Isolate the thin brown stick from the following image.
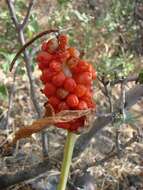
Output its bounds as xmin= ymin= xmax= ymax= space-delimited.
xmin=9 ymin=29 xmax=59 ymax=71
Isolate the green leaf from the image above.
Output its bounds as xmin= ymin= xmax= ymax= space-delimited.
xmin=0 ymin=85 xmax=8 ymax=99
xmin=138 ymin=70 xmax=143 ymax=84
xmin=58 ymin=0 xmax=70 ymax=5
xmin=0 ymin=52 xmax=18 ymax=73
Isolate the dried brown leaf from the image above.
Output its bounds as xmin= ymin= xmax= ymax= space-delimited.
xmin=10 ymin=109 xmax=95 ymax=145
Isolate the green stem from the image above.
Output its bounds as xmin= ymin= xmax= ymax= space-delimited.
xmin=57 ymin=131 xmax=77 ymax=190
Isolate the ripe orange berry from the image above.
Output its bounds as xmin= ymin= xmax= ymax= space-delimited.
xmin=87 ymin=64 xmax=93 ymax=73
xmin=36 ymin=51 xmax=52 ymax=65
xmin=78 ymin=60 xmax=91 ymax=72
xmin=64 ymin=78 xmax=77 ymax=92
xmin=52 ymin=72 xmax=66 ymax=87
xmin=58 ymin=102 xmax=69 ymax=111
xmin=56 ymin=88 xmax=69 ymax=99
xmin=43 ymin=83 xmax=56 ymax=97
xmin=49 ymin=96 xmax=60 ymax=109
xmin=77 ymin=101 xmax=88 ymax=110
xmin=49 ymin=60 xmax=61 ymax=72
xmin=67 ymin=58 xmax=80 ymax=74
xmin=66 ymin=94 xmax=79 ymax=108
xmin=68 ymin=47 xmax=80 ymax=58
xmin=74 ymin=84 xmax=86 ymax=97
xmin=40 ymin=69 xmax=53 ymax=84
xmin=67 ymin=57 xmax=79 ymax=68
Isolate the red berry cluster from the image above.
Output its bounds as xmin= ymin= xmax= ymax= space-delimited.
xmin=37 ymin=34 xmax=96 ymax=132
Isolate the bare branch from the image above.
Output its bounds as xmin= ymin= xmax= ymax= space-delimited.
xmin=20 ymin=0 xmax=36 ymax=29
xmin=111 ymin=75 xmax=138 ymax=85
xmin=4 ymin=68 xmax=17 ymax=132
xmin=6 ymin=0 xmax=20 ymax=29
xmin=104 ymin=83 xmax=113 ymax=113
xmin=115 ymin=129 xmax=121 ymax=157
xmin=6 ymin=0 xmax=41 ymax=117
xmin=6 ymin=0 xmax=49 ymax=154
xmin=19 ymin=30 xmax=42 ymax=117
xmin=97 ymin=76 xmax=113 ymax=112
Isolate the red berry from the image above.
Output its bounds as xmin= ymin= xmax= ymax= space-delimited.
xmin=58 ymin=34 xmax=68 ymax=50
xmin=67 ymin=57 xmax=79 ymax=68
xmin=67 ymin=58 xmax=80 ymax=74
xmin=48 ymin=96 xmax=60 ymax=109
xmin=56 ymin=88 xmax=69 ymax=99
xmin=81 ymin=95 xmax=95 ymax=108
xmin=41 ymin=41 xmax=47 ymax=51
xmin=43 ymin=38 xmax=59 ymax=53
xmin=43 ymin=83 xmax=56 ymax=97
xmin=66 ymin=94 xmax=79 ymax=108
xmin=36 ymin=51 xmax=52 ymax=66
xmin=38 ymin=36 xmax=96 ymax=128
xmin=85 ymin=90 xmax=92 ymax=98
xmin=69 ymin=60 xmax=91 ymax=74
xmin=77 ymin=101 xmax=88 ymax=110
xmin=52 ymin=72 xmax=66 ymax=87
xmin=40 ymin=69 xmax=53 ymax=84
xmin=49 ymin=60 xmax=61 ymax=72
xmin=74 ymin=85 xmax=86 ymax=97
xmin=87 ymin=64 xmax=93 ymax=73
xmin=64 ymin=78 xmax=77 ymax=92
xmin=68 ymin=47 xmax=80 ymax=58
xmin=54 ymin=51 xmax=70 ymax=63
xmin=38 ymin=62 xmax=46 ymax=70
xmin=58 ymin=102 xmax=69 ymax=111
xmin=75 ymin=72 xmax=92 ymax=86
xmin=77 ymin=60 xmax=90 ymax=72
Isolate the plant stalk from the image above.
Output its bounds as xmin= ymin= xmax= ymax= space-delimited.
xmin=57 ymin=131 xmax=77 ymax=190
